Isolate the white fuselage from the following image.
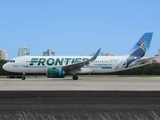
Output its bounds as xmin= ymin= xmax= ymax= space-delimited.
xmin=3 ymin=55 xmax=131 ymax=74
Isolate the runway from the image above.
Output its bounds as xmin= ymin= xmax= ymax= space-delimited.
xmin=0 ymin=75 xmax=160 ymax=91
xmin=0 ymin=91 xmax=160 ymax=120
xmin=1 ymin=76 xmax=160 ymax=119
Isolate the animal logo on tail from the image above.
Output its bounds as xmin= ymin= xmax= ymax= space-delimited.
xmin=123 ymin=41 xmax=147 ymax=68
xmin=122 ymin=32 xmax=153 ymax=68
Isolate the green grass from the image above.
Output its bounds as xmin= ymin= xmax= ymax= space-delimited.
xmin=0 ymin=111 xmax=160 ymax=120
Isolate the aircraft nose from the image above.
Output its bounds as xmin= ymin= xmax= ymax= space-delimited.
xmin=2 ymin=64 xmax=7 ymax=71
xmin=2 ymin=63 xmax=11 ymax=71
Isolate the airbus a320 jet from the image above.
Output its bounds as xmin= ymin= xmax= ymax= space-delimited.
xmin=3 ymin=33 xmax=153 ymax=80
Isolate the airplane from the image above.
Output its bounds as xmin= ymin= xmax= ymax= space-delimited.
xmin=3 ymin=32 xmax=153 ymax=80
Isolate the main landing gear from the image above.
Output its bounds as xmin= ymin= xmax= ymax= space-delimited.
xmin=72 ymin=75 xmax=78 ymax=80
xmin=21 ymin=72 xmax=25 ymax=80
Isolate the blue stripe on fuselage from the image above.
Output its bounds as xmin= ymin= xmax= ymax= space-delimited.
xmin=101 ymin=67 xmax=112 ymax=69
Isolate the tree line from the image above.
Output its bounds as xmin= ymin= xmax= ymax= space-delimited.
xmin=0 ymin=60 xmax=160 ymax=75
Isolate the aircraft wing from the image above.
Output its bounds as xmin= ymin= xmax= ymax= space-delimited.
xmin=62 ymin=49 xmax=101 ymax=71
xmin=135 ymin=57 xmax=155 ymax=64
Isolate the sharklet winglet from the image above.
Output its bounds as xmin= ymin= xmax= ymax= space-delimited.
xmin=91 ymin=48 xmax=101 ymax=61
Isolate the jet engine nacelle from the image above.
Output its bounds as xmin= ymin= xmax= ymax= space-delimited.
xmin=46 ymin=67 xmax=65 ymax=78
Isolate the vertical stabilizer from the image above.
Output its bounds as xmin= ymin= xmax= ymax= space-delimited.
xmin=123 ymin=33 xmax=153 ymax=68
xmin=128 ymin=33 xmax=153 ymax=57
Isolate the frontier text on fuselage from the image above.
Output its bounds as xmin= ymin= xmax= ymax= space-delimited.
xmin=30 ymin=58 xmax=89 ymax=66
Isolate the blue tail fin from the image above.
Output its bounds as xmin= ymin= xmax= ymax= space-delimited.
xmin=122 ymin=33 xmax=153 ymax=68
xmin=115 ymin=33 xmax=153 ymax=69
xmin=128 ymin=33 xmax=153 ymax=57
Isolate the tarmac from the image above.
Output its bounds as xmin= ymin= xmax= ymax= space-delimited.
xmin=0 ymin=75 xmax=160 ymax=91
xmin=1 ymin=75 xmax=160 ymax=119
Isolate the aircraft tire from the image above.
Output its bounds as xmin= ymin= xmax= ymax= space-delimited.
xmin=72 ymin=75 xmax=78 ymax=80
xmin=21 ymin=76 xmax=25 ymax=80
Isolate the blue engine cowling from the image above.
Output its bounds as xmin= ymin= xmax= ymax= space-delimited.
xmin=46 ymin=67 xmax=64 ymax=78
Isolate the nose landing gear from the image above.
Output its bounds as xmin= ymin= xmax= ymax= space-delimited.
xmin=21 ymin=72 xmax=25 ymax=80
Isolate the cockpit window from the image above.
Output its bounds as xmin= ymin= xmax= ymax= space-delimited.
xmin=8 ymin=60 xmax=15 ymax=63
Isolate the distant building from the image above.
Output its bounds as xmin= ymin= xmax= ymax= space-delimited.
xmin=90 ymin=53 xmax=95 ymax=56
xmin=90 ymin=52 xmax=114 ymax=56
xmin=0 ymin=50 xmax=8 ymax=60
xmin=99 ymin=52 xmax=104 ymax=56
xmin=18 ymin=46 xmax=30 ymax=56
xmin=43 ymin=49 xmax=55 ymax=56
xmin=155 ymin=49 xmax=160 ymax=63
xmin=105 ymin=52 xmax=114 ymax=56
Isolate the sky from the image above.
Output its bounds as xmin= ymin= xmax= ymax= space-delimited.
xmin=0 ymin=0 xmax=160 ymax=59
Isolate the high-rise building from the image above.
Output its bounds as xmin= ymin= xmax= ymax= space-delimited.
xmin=43 ymin=49 xmax=55 ymax=56
xmin=18 ymin=46 xmax=30 ymax=56
xmin=0 ymin=50 xmax=8 ymax=60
